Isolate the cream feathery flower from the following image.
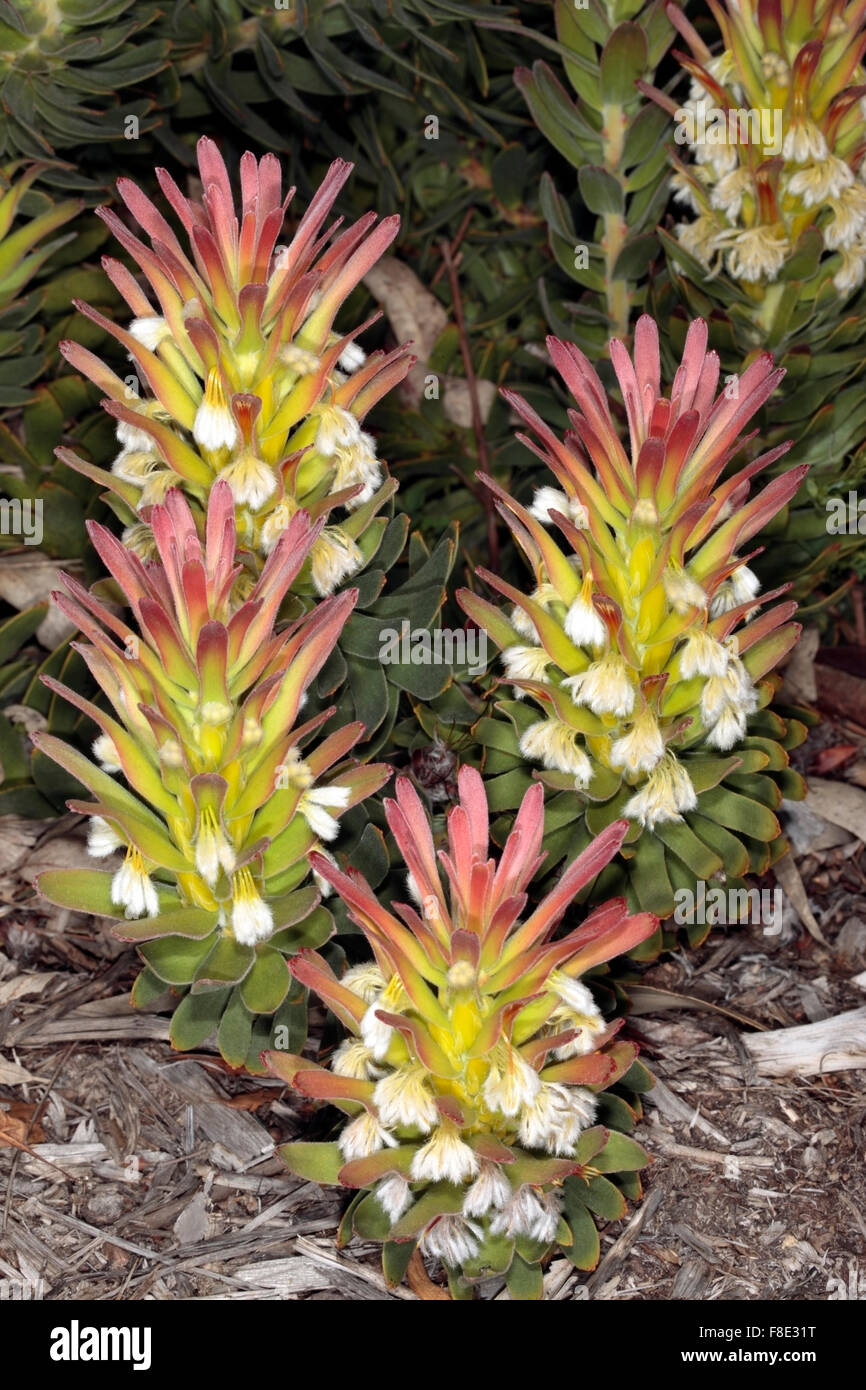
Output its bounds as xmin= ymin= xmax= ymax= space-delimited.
xmin=193 ymin=368 xmax=238 ymax=452
xmin=519 ymin=719 xmax=593 ymax=788
xmin=675 ymin=214 xmax=720 ymax=269
xmin=230 ymin=867 xmax=274 ymax=946
xmin=331 ymin=433 xmax=382 ymax=508
xmin=462 ymin=1161 xmax=512 ymax=1218
xmin=706 ymin=704 xmax=748 ymax=749
xmin=420 ymin=1215 xmax=482 ymax=1266
xmin=501 ymin=644 xmax=553 ymax=692
xmin=87 ymin=816 xmax=123 ymax=859
xmin=92 ymin=733 xmax=121 ymax=772
xmin=549 ymin=971 xmax=602 ymax=1023
xmin=824 ymin=183 xmax=866 ymax=250
xmin=373 ymin=1064 xmax=438 ymax=1133
xmin=338 ymin=342 xmax=367 ymax=373
xmin=609 ymin=711 xmax=665 ymax=775
xmin=530 ymin=486 xmax=588 ymax=528
xmin=409 ymin=1122 xmax=479 ymax=1184
xmin=111 ymin=848 xmax=159 ymax=920
xmin=375 ymin=1174 xmax=412 ymax=1223
xmin=518 ymin=1081 xmax=597 ymax=1156
xmin=564 ymin=653 xmax=635 ymax=720
xmin=509 ymin=583 xmax=559 ymax=642
xmin=331 ymin=1039 xmax=381 ymax=1081
xmin=138 ymin=469 xmax=178 ymax=508
xmin=360 ymin=974 xmax=407 ymax=1060
xmin=115 ymin=402 xmax=166 ymax=453
xmin=662 ymin=565 xmax=707 ymax=614
xmin=315 ymin=404 xmax=361 ymax=456
xmin=490 ymin=1186 xmax=560 ymax=1244
xmin=338 ymin=1110 xmax=397 ymax=1161
xmin=342 ymin=963 xmax=387 ymax=1003
xmin=298 ymin=783 xmax=351 ymax=841
xmin=548 ymin=971 xmax=606 ymax=1058
xmin=218 ymin=450 xmax=277 ymax=511
xmin=700 ymin=653 xmax=759 ymax=729
xmin=509 ymin=605 xmax=539 ymax=641
xmin=309 ymin=527 xmax=363 ymax=596
xmin=482 ymin=1043 xmax=541 ymax=1118
xmin=709 ymin=167 xmax=752 ymax=220
xmin=259 ymin=499 xmax=300 ymax=554
xmin=782 ymin=119 xmax=828 ymax=165
xmin=678 ymin=629 xmax=731 ymax=679
xmin=833 ymin=245 xmax=866 ymax=294
xmin=787 ymin=155 xmax=854 ymax=208
xmin=726 ymin=225 xmax=789 ymax=283
xmin=671 ymin=167 xmax=704 ymax=213
xmin=128 ymin=315 xmax=171 ymax=351
xmin=564 ymin=590 xmax=607 ymax=650
xmin=709 ymin=563 xmax=761 ymax=617
xmin=111 ymin=448 xmax=162 ymax=484
xmin=280 ymin=343 xmax=321 ymax=376
xmin=623 ymin=753 xmax=698 ymax=829
xmin=193 ymin=808 xmax=236 ymax=887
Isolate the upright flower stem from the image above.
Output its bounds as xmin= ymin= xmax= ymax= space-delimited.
xmin=439 ymin=236 xmax=500 ymax=573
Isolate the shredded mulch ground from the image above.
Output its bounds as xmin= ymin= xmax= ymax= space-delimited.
xmin=1 ymin=718 xmax=864 ymax=1301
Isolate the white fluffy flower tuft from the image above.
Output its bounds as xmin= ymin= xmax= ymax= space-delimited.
xmin=331 ymin=1039 xmax=380 ymax=1080
xmin=482 ymin=1044 xmax=541 ymax=1118
xmin=462 ymin=1162 xmax=513 ymax=1218
xmin=111 ymin=850 xmax=159 ymax=920
xmin=564 ymin=594 xmax=607 ymax=650
xmin=501 ymin=645 xmax=552 ymax=693
xmin=490 ymin=1186 xmax=561 ymax=1244
xmin=420 ymin=1214 xmax=482 ymax=1267
xmin=519 ymin=719 xmax=593 ymax=788
xmin=609 ymin=712 xmax=665 ymax=775
xmin=564 ymin=653 xmax=635 ymax=720
xmin=315 ymin=404 xmax=361 ymax=456
xmin=337 ymin=342 xmax=367 ymax=373
xmin=375 ymin=1174 xmax=412 ymax=1223
xmin=310 ymin=528 xmax=363 ymax=596
xmin=530 ymin=486 xmax=588 ymax=528
xmin=623 ymin=753 xmax=698 ymax=829
xmin=678 ymin=629 xmax=730 ymax=679
xmin=299 ymin=783 xmax=351 ymax=841
xmin=87 ymin=816 xmax=123 ymax=859
xmin=409 ymin=1123 xmax=479 ymax=1184
xmin=517 ymin=1082 xmax=597 ymax=1155
xmin=92 ymin=733 xmax=121 ymax=773
xmin=373 ymin=1065 xmax=438 ymax=1133
xmin=338 ymin=1110 xmax=397 ymax=1161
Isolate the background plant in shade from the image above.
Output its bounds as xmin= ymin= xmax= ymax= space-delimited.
xmin=460 ymin=316 xmax=810 ymax=936
xmin=0 ymin=2 xmax=557 ymax=822
xmin=36 ymin=484 xmax=391 ymax=1071
xmin=268 ymin=768 xmax=656 ymax=1300
xmin=642 ymin=0 xmax=866 ymax=601
xmin=515 ymin=0 xmax=674 ymax=351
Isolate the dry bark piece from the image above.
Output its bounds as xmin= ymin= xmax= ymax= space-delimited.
xmin=742 ymin=1007 xmax=866 ymax=1077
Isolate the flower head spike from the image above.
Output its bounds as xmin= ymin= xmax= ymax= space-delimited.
xmin=267 ymin=767 xmax=657 ymax=1297
xmin=57 ymin=138 xmax=413 ymax=581
xmin=35 ymin=483 xmax=390 ymax=1070
xmin=652 ymin=0 xmax=866 ymax=299
xmin=459 ymin=315 xmax=807 ymax=923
